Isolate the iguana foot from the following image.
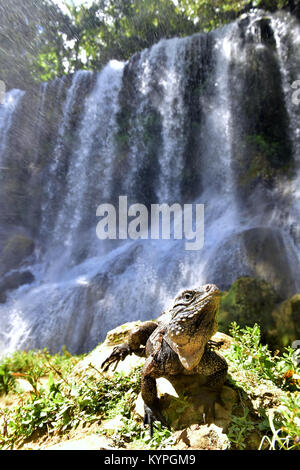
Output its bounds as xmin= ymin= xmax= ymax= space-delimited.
xmin=144 ymin=403 xmax=166 ymax=437
xmin=207 ymin=339 xmax=224 ymax=350
xmin=101 ymin=344 xmax=131 ymax=371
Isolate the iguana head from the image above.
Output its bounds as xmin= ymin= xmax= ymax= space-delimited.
xmin=165 ymin=284 xmax=221 ymax=371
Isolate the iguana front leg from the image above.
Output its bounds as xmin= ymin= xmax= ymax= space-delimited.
xmin=101 ymin=321 xmax=157 ymax=371
xmin=196 ymin=349 xmax=228 ymax=424
xmin=141 ymin=356 xmax=165 ymax=436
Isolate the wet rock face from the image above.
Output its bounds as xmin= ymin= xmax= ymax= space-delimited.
xmin=230 ymin=14 xmax=293 ymax=201
xmin=0 ymin=270 xmax=34 ymax=303
xmin=206 ymin=227 xmax=300 ymax=299
xmin=0 ymin=234 xmax=34 ymax=277
xmin=219 ymin=276 xmax=279 ymax=334
xmin=270 ymin=293 xmax=300 ymax=348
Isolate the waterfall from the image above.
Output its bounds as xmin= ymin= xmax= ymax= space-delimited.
xmin=272 ymin=12 xmax=300 ymax=252
xmin=40 ymin=71 xmax=93 ymax=247
xmin=0 ymin=11 xmax=299 ymax=355
xmin=53 ymin=62 xmax=124 ymax=263
xmin=0 ymin=89 xmax=25 ymax=163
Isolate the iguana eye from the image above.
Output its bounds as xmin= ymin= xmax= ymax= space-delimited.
xmin=183 ymin=292 xmax=193 ymax=301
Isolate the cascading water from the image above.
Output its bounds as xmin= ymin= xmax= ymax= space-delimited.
xmin=272 ymin=12 xmax=300 ymax=254
xmin=0 ymin=10 xmax=299 ymax=356
xmin=53 ymin=63 xmax=124 ymax=261
xmin=40 ymin=71 xmax=92 ymax=247
xmin=0 ymin=89 xmax=25 ymax=163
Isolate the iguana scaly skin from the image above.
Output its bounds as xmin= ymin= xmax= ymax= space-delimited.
xmin=101 ymin=284 xmax=227 ymax=434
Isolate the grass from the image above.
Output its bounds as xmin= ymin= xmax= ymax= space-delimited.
xmin=0 ymin=347 xmax=82 ymax=396
xmin=0 ymin=323 xmax=299 ymax=450
xmin=222 ymin=323 xmax=300 ymax=450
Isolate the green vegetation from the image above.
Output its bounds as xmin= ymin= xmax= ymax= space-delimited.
xmin=0 ymin=324 xmax=299 ymax=450
xmin=1 ymin=0 xmax=299 ymax=88
xmin=99 ymin=416 xmax=176 ymax=449
xmin=224 ymin=323 xmax=300 ymax=391
xmin=0 ymin=0 xmax=71 ymax=89
xmin=223 ymin=323 xmax=300 ymax=450
xmin=176 ymin=1 xmax=298 ymax=31
xmin=0 ymin=348 xmax=173 ymax=450
xmin=0 ymin=348 xmax=82 ymax=397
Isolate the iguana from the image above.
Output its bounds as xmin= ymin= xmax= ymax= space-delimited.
xmin=101 ymin=283 xmax=227 ymax=434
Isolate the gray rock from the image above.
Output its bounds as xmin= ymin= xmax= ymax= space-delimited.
xmin=0 ymin=270 xmax=34 ymax=303
xmin=206 ymin=227 xmax=300 ymax=298
xmin=0 ymin=234 xmax=34 ymax=277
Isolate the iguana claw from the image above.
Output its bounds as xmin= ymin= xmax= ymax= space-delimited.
xmin=144 ymin=403 xmax=166 ymax=437
xmin=207 ymin=339 xmax=224 ymax=350
xmin=101 ymin=344 xmax=131 ymax=371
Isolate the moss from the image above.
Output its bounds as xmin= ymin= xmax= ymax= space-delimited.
xmin=219 ymin=276 xmax=280 ymax=347
xmin=270 ymin=294 xmax=300 ymax=348
xmin=238 ymin=134 xmax=295 ymax=187
xmin=230 ymin=32 xmax=294 ymax=196
xmin=219 ymin=277 xmax=300 ymax=350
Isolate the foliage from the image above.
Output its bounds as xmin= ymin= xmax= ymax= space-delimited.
xmin=225 ymin=322 xmax=300 ymax=389
xmin=258 ymin=396 xmax=300 ymax=450
xmin=0 ymin=356 xmax=171 ymax=450
xmin=103 ymin=416 xmax=176 ymax=449
xmin=0 ymin=348 xmax=82 ymax=396
xmin=1 ymin=0 xmax=299 ymax=86
xmin=0 ymin=364 xmax=15 ymax=396
xmin=223 ymin=323 xmax=300 ymax=449
xmin=57 ymin=0 xmax=197 ymax=72
xmin=227 ymin=407 xmax=255 ymax=449
xmin=48 ymin=0 xmax=299 ymax=75
xmin=176 ymin=0 xmax=299 ymax=30
xmin=0 ymin=0 xmax=71 ymax=89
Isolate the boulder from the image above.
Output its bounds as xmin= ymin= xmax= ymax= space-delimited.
xmin=206 ymin=227 xmax=300 ymax=299
xmin=219 ymin=276 xmax=300 ymax=349
xmin=269 ymin=294 xmax=300 ymax=348
xmin=219 ymin=276 xmax=279 ymax=328
xmin=71 ymin=321 xmax=146 ymax=381
xmin=135 ymin=379 xmax=237 ymax=432
xmin=0 ymin=270 xmax=34 ymax=303
xmin=0 ymin=234 xmax=34 ymax=277
xmin=174 ymin=423 xmax=230 ymax=450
